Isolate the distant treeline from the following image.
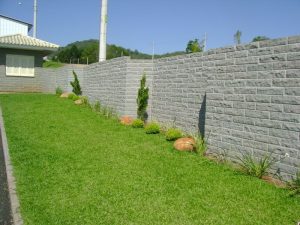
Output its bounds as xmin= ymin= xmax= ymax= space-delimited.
xmin=51 ymin=40 xmax=185 ymax=64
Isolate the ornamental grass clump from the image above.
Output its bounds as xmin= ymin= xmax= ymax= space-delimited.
xmin=132 ymin=119 xmax=144 ymax=128
xmin=165 ymin=128 xmax=182 ymax=141
xmin=145 ymin=122 xmax=160 ymax=134
xmin=237 ymin=153 xmax=273 ymax=179
xmin=94 ymin=101 xmax=101 ymax=112
xmin=191 ymin=133 xmax=209 ymax=155
xmin=287 ymin=171 xmax=300 ymax=197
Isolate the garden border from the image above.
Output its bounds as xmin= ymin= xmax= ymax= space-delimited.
xmin=0 ymin=108 xmax=23 ymax=225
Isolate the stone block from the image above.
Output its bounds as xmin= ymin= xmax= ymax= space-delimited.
xmin=271 ymin=112 xmax=300 ymax=123
xmin=246 ymin=95 xmax=271 ymax=103
xmin=285 ymin=88 xmax=300 ymax=96
xmin=257 ymin=88 xmax=284 ymax=95
xmin=271 ymin=96 xmax=300 ymax=104
xmin=256 ymin=103 xmax=283 ymax=112
xmin=247 ymin=63 xmax=273 ymax=72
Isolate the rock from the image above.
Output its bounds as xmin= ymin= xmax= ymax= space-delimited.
xmin=74 ymin=99 xmax=83 ymax=105
xmin=60 ymin=93 xmax=70 ymax=98
xmin=174 ymin=137 xmax=196 ymax=152
xmin=120 ymin=116 xmax=134 ymax=126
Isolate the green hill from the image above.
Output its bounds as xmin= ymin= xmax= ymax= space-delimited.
xmin=50 ymin=40 xmax=185 ymax=64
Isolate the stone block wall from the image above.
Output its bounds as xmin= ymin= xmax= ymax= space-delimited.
xmin=0 ymin=35 xmax=299 ymax=179
xmin=151 ymin=36 xmax=300 ymax=179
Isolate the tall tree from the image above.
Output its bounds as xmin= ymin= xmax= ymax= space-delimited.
xmin=234 ymin=30 xmax=242 ymax=45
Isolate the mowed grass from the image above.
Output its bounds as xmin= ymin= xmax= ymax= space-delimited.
xmin=0 ymin=94 xmax=299 ymax=225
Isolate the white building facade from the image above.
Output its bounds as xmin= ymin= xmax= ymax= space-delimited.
xmin=0 ymin=15 xmax=32 ymax=37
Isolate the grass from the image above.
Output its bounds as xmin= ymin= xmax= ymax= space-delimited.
xmin=42 ymin=61 xmax=64 ymax=68
xmin=0 ymin=94 xmax=299 ymax=225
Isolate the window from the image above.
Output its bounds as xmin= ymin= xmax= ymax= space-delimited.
xmin=6 ymin=54 xmax=35 ymax=77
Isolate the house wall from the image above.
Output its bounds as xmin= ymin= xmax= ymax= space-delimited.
xmin=0 ymin=17 xmax=28 ymax=36
xmin=0 ymin=48 xmax=45 ymax=92
xmin=0 ymin=35 xmax=299 ymax=180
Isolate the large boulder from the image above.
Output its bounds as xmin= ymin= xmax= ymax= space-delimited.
xmin=60 ymin=93 xmax=70 ymax=98
xmin=120 ymin=116 xmax=134 ymax=126
xmin=174 ymin=137 xmax=196 ymax=152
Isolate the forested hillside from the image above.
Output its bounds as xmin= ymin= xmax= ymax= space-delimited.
xmin=51 ymin=40 xmax=185 ymax=64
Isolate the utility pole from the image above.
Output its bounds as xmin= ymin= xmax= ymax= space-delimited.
xmin=204 ymin=32 xmax=207 ymax=52
xmin=99 ymin=0 xmax=108 ymax=62
xmin=152 ymin=41 xmax=155 ymax=61
xmin=33 ymin=0 xmax=37 ymax=38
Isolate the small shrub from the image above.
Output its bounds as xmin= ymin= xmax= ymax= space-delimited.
xmin=72 ymin=95 xmax=80 ymax=101
xmin=132 ymin=119 xmax=144 ymax=128
xmin=287 ymin=171 xmax=300 ymax=197
xmin=165 ymin=128 xmax=182 ymax=141
xmin=55 ymin=87 xmax=63 ymax=96
xmin=68 ymin=93 xmax=76 ymax=100
xmin=70 ymin=71 xmax=82 ymax=95
xmin=137 ymin=73 xmax=149 ymax=122
xmin=94 ymin=101 xmax=101 ymax=112
xmin=237 ymin=153 xmax=273 ymax=179
xmin=145 ymin=122 xmax=160 ymax=134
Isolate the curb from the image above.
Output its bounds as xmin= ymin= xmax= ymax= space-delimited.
xmin=0 ymin=108 xmax=23 ymax=225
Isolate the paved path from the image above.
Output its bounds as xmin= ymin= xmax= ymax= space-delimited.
xmin=0 ymin=133 xmax=13 ymax=225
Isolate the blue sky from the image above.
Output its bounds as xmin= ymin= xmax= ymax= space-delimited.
xmin=1 ymin=0 xmax=300 ymax=54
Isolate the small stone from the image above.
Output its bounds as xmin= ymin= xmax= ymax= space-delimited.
xmin=120 ymin=116 xmax=134 ymax=126
xmin=74 ymin=99 xmax=83 ymax=105
xmin=60 ymin=93 xmax=70 ymax=98
xmin=174 ymin=138 xmax=196 ymax=152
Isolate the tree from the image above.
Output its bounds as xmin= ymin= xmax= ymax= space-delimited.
xmin=252 ymin=36 xmax=270 ymax=42
xmin=137 ymin=73 xmax=149 ymax=122
xmin=186 ymin=39 xmax=204 ymax=53
xmin=81 ymin=43 xmax=99 ymax=64
xmin=70 ymin=71 xmax=82 ymax=95
xmin=234 ymin=30 xmax=242 ymax=45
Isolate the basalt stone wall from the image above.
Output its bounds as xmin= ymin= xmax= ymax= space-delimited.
xmin=151 ymin=36 xmax=300 ymax=180
xmin=0 ymin=35 xmax=299 ymax=179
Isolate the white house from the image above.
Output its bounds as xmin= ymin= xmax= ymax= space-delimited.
xmin=0 ymin=14 xmax=32 ymax=36
xmin=0 ymin=14 xmax=58 ymax=78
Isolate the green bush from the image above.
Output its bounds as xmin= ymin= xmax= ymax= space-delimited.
xmin=132 ymin=119 xmax=144 ymax=128
xmin=165 ymin=128 xmax=182 ymax=141
xmin=55 ymin=87 xmax=63 ymax=96
xmin=72 ymin=95 xmax=80 ymax=101
xmin=237 ymin=153 xmax=273 ymax=179
xmin=68 ymin=93 xmax=76 ymax=100
xmin=145 ymin=122 xmax=160 ymax=134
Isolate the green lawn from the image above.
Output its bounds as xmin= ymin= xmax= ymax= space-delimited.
xmin=0 ymin=94 xmax=299 ymax=225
